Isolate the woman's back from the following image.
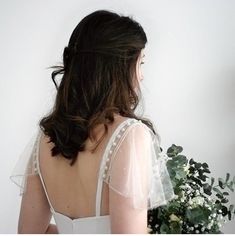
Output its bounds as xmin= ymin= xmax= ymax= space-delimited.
xmin=11 ymin=115 xmax=175 ymax=233
xmin=38 ymin=114 xmax=127 ymax=219
xmin=37 ymin=115 xmax=155 ymax=233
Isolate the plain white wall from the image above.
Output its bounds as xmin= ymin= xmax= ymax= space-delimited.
xmin=1 ymin=0 xmax=234 ymax=233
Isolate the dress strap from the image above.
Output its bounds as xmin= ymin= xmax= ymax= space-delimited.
xmin=35 ymin=129 xmax=56 ymax=214
xmin=95 ymin=118 xmax=140 ymax=216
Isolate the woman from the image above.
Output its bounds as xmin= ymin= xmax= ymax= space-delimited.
xmin=10 ymin=9 xmax=175 ymax=233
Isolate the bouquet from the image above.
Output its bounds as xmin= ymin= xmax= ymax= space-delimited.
xmin=147 ymin=144 xmax=235 ymax=234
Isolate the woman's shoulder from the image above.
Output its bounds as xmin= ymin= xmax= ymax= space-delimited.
xmin=110 ymin=114 xmax=154 ymax=142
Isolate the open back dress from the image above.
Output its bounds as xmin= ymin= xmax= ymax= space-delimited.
xmin=10 ymin=117 xmax=175 ymax=233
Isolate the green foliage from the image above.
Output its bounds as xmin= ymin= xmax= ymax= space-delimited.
xmin=147 ymin=144 xmax=235 ymax=234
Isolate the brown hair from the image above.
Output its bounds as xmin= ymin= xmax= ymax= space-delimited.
xmin=39 ymin=9 xmax=156 ymax=166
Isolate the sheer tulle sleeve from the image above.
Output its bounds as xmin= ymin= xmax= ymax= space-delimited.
xmin=103 ymin=121 xmax=176 ymax=210
xmin=9 ymin=127 xmax=42 ymax=196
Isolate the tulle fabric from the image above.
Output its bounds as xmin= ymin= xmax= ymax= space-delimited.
xmin=9 ymin=127 xmax=42 ymax=196
xmin=103 ymin=121 xmax=176 ymax=210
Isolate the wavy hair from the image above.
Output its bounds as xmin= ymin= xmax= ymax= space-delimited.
xmin=39 ymin=9 xmax=156 ymax=166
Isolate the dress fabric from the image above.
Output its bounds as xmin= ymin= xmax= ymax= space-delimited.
xmin=10 ymin=118 xmax=176 ymax=234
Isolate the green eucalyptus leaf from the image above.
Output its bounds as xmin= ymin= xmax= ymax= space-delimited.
xmin=177 ymin=145 xmax=183 ymax=153
xmin=211 ymin=177 xmax=215 ymax=186
xmin=202 ymin=162 xmax=209 ymax=168
xmin=229 ymin=204 xmax=234 ymax=213
xmin=203 ymin=183 xmax=212 ymax=195
xmin=221 ymin=198 xmax=229 ymax=203
xmin=189 ymin=166 xmax=195 ymax=174
xmin=218 ymin=178 xmax=225 ymax=189
xmin=221 ymin=206 xmax=228 ymax=216
xmin=186 ymin=207 xmax=210 ymax=224
xmin=213 ymin=187 xmax=223 ymax=195
xmin=228 ymin=181 xmax=234 ymax=192
xmin=174 ymin=155 xmax=187 ymax=165
xmin=189 ymin=158 xmax=195 ymax=165
xmin=216 ymin=193 xmax=224 ymax=199
xmin=175 ymin=168 xmax=187 ymax=180
xmin=167 ymin=144 xmax=182 ymax=157
xmin=166 ymin=159 xmax=175 ymax=168
xmin=203 ymin=168 xmax=211 ymax=173
xmin=166 ymin=148 xmax=175 ymax=157
xmin=195 ymin=162 xmax=202 ymax=169
xmin=160 ymin=223 xmax=170 ymax=234
xmin=222 ymin=192 xmax=229 ymax=196
xmin=169 ymin=221 xmax=182 ymax=234
xmin=225 ymin=173 xmax=230 ymax=183
xmin=198 ymin=174 xmax=208 ymax=182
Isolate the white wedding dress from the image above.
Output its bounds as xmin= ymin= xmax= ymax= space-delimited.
xmin=10 ymin=118 xmax=175 ymax=234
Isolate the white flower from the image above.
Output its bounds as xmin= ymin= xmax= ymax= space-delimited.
xmin=183 ymin=165 xmax=190 ymax=174
xmin=169 ymin=214 xmax=181 ymax=222
xmin=201 ymin=227 xmax=205 ymax=232
xmin=174 ymin=195 xmax=179 ymax=199
xmin=190 ymin=227 xmax=194 ymax=231
xmin=191 ymin=196 xmax=205 ymax=206
xmin=218 ymin=209 xmax=222 ymax=213
xmin=218 ymin=223 xmax=222 ymax=228
xmin=185 ymin=183 xmax=190 ymax=188
xmin=213 ymin=213 xmax=217 ymax=218
xmin=196 ymin=230 xmax=199 ymax=233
